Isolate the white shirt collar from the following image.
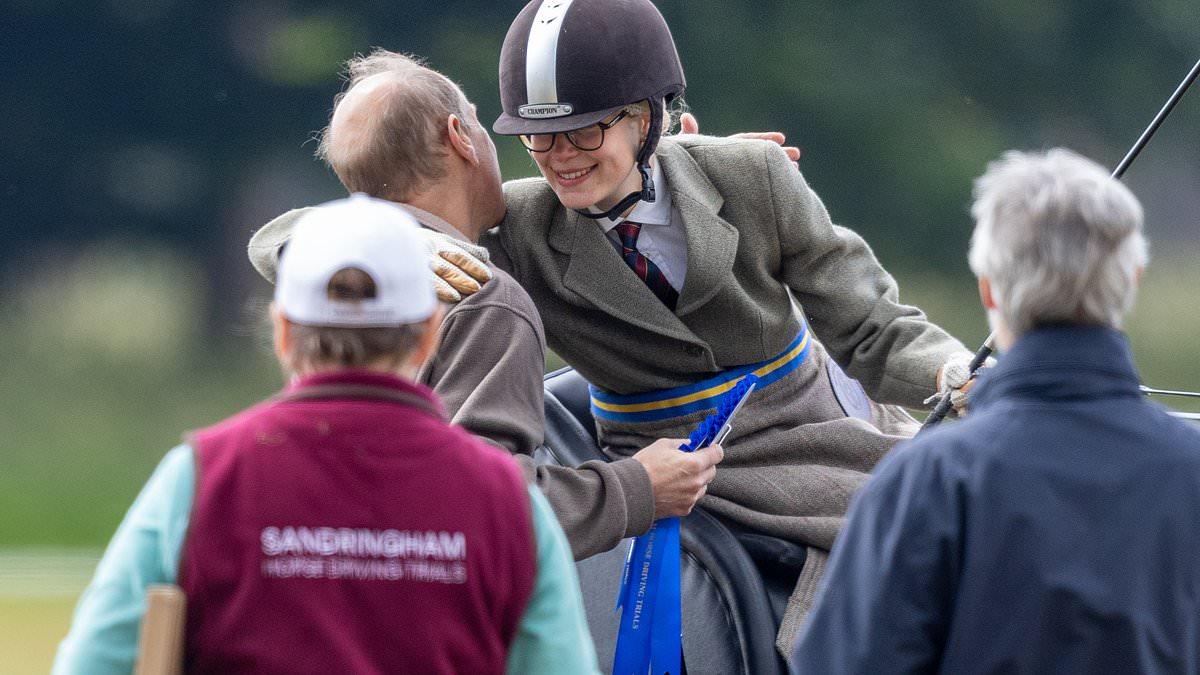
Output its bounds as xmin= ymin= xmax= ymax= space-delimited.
xmin=594 ymin=160 xmax=673 ymax=233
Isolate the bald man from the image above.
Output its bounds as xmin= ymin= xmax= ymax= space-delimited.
xmin=249 ymin=50 xmax=722 ymax=561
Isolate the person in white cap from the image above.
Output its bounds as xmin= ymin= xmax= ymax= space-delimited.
xmin=54 ymin=195 xmax=598 ymax=674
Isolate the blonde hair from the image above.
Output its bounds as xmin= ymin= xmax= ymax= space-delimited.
xmin=625 ymin=97 xmax=688 ymax=136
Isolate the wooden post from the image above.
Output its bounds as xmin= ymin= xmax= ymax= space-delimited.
xmin=135 ymin=584 xmax=186 ymax=675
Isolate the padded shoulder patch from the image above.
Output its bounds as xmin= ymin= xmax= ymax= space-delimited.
xmin=826 ymin=358 xmax=873 ymax=422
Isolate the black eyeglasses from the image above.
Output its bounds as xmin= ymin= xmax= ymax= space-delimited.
xmin=519 ymin=110 xmax=630 ymax=153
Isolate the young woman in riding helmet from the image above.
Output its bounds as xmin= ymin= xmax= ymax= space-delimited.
xmin=486 ymin=0 xmax=973 ymax=643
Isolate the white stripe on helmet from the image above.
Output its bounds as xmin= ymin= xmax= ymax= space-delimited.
xmin=524 ymin=0 xmax=575 ymax=112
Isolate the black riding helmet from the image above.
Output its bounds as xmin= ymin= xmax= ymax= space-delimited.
xmin=494 ymin=0 xmax=686 ymax=220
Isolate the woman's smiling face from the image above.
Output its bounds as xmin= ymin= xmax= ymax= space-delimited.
xmin=528 ymin=110 xmax=649 ymax=214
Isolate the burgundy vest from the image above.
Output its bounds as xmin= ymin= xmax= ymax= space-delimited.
xmin=179 ymin=371 xmax=536 ymax=674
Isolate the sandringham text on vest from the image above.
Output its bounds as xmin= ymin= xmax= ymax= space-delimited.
xmin=261 ymin=526 xmax=468 ymax=584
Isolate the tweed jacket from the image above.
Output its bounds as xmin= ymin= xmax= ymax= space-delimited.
xmin=489 ymin=134 xmax=968 ymax=546
xmin=491 ymin=135 xmax=966 ymax=408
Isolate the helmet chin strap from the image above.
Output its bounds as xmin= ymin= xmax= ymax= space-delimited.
xmin=576 ymin=100 xmax=664 ymax=221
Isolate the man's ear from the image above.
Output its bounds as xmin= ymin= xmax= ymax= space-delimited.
xmin=978 ymin=276 xmax=998 ymax=311
xmin=446 ymin=114 xmax=479 ymax=165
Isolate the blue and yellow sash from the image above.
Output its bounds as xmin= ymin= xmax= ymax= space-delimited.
xmin=590 ymin=323 xmax=812 ymax=424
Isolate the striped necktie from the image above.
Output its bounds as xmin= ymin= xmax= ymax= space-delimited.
xmin=614 ymin=221 xmax=679 ymax=310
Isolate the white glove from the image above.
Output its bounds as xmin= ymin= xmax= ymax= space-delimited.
xmin=418 ymin=230 xmax=492 ymax=303
xmin=925 ymin=353 xmax=995 ymax=415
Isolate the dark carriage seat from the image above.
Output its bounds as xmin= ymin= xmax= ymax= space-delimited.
xmin=540 ymin=367 xmax=801 ymax=674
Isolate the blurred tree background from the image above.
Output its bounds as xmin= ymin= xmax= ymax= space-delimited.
xmin=0 ymin=0 xmax=1198 ymax=667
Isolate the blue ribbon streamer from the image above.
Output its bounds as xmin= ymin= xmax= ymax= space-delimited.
xmin=612 ymin=375 xmax=759 ymax=674
xmin=648 ymin=517 xmax=681 ymax=673
xmin=613 ymin=521 xmax=668 ymax=674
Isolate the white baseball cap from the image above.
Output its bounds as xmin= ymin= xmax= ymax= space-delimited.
xmin=274 ymin=194 xmax=436 ymax=327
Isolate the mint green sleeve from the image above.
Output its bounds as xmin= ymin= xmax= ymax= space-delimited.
xmin=52 ymin=445 xmax=195 ymax=675
xmin=506 ymin=486 xmax=601 ymax=675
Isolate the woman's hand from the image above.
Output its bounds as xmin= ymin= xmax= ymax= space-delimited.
xmin=927 ymin=353 xmax=996 ymax=416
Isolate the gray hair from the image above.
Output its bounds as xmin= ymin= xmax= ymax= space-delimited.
xmin=316 ymin=50 xmax=475 ymax=201
xmin=968 ymin=148 xmax=1148 ymax=335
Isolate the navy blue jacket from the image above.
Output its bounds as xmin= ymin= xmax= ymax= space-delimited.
xmin=791 ymin=325 xmax=1200 ymax=674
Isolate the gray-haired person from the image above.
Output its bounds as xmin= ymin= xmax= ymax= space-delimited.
xmin=248 ymin=50 xmax=723 ymax=561
xmin=791 ymin=149 xmax=1200 ymax=673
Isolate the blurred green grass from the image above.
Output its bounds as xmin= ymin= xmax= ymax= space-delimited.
xmin=0 ymin=244 xmax=280 ymax=546
xmin=0 ymin=550 xmax=99 ymax=673
xmin=899 ymin=254 xmax=1200 ymax=412
xmin=0 ymin=596 xmax=79 ymax=673
xmin=0 ymin=356 xmax=277 ymax=546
